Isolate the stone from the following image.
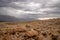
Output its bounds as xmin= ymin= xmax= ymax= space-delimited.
xmin=26 ymin=29 xmax=38 ymax=37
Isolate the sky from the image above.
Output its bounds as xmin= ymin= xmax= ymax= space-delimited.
xmin=0 ymin=0 xmax=60 ymax=21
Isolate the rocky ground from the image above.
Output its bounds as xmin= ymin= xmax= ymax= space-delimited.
xmin=0 ymin=18 xmax=60 ymax=40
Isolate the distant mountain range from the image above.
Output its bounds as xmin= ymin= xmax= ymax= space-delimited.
xmin=0 ymin=15 xmax=37 ymax=22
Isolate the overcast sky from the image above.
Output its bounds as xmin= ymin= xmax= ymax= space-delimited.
xmin=0 ymin=0 xmax=60 ymax=21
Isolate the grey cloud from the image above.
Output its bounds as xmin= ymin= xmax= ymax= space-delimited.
xmin=44 ymin=0 xmax=60 ymax=14
xmin=0 ymin=0 xmax=27 ymax=7
xmin=0 ymin=0 xmax=60 ymax=21
xmin=0 ymin=0 xmax=13 ymax=7
xmin=0 ymin=0 xmax=60 ymax=13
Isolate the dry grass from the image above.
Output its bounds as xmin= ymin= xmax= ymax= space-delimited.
xmin=0 ymin=18 xmax=60 ymax=40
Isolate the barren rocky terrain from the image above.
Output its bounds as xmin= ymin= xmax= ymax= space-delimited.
xmin=0 ymin=18 xmax=60 ymax=40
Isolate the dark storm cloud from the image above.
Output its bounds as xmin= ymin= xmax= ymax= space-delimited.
xmin=0 ymin=0 xmax=60 ymax=21
xmin=0 ymin=0 xmax=60 ymax=13
xmin=0 ymin=0 xmax=27 ymax=7
xmin=0 ymin=0 xmax=12 ymax=7
xmin=44 ymin=0 xmax=60 ymax=14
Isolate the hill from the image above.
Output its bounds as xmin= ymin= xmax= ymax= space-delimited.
xmin=0 ymin=18 xmax=60 ymax=40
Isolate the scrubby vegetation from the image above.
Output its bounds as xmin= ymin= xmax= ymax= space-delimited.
xmin=0 ymin=18 xmax=60 ymax=40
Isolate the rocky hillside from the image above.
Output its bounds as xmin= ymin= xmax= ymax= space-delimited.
xmin=0 ymin=18 xmax=60 ymax=40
